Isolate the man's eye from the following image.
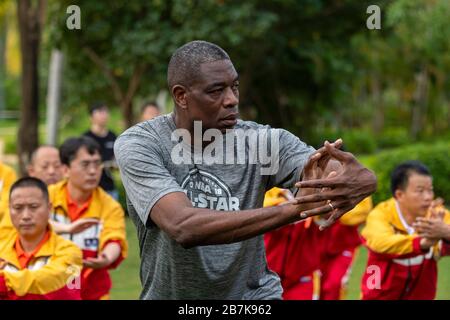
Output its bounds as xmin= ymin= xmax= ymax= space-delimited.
xmin=210 ymin=88 xmax=223 ymax=94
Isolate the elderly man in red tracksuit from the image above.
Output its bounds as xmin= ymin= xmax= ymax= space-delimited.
xmin=319 ymin=197 xmax=372 ymax=300
xmin=264 ymin=188 xmax=325 ymax=299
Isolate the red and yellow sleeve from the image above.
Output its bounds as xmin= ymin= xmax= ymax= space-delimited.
xmin=0 ymin=211 xmax=15 ymax=243
xmin=98 ymin=201 xmax=128 ymax=269
xmin=361 ymin=207 xmax=423 ymax=258
xmin=438 ymin=210 xmax=450 ymax=257
xmin=340 ymin=196 xmax=373 ymax=226
xmin=263 ymin=188 xmax=287 ymax=207
xmin=0 ymin=164 xmax=17 ymax=223
xmin=0 ymin=239 xmax=82 ymax=298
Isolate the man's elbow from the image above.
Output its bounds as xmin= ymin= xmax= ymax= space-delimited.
xmin=164 ymin=216 xmax=200 ymax=249
xmin=172 ymin=229 xmax=197 ymax=249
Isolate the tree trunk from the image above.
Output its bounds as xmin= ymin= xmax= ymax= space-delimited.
xmin=83 ymin=47 xmax=145 ymax=128
xmin=0 ymin=16 xmax=7 ymax=113
xmin=371 ymin=74 xmax=384 ymax=134
xmin=411 ymin=65 xmax=429 ymax=140
xmin=121 ymin=99 xmax=133 ymax=129
xmin=17 ymin=0 xmax=43 ymax=175
xmin=427 ymin=65 xmax=446 ymax=135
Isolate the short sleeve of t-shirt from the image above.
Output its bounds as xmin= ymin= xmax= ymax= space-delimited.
xmin=114 ymin=127 xmax=184 ymax=226
xmin=266 ymin=128 xmax=315 ymax=191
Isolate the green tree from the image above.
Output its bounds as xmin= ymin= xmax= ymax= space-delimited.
xmin=387 ymin=0 xmax=450 ymax=139
xmin=349 ymin=0 xmax=450 ymax=143
xmin=45 ymin=0 xmax=449 ymax=148
xmin=47 ymin=0 xmax=276 ymax=127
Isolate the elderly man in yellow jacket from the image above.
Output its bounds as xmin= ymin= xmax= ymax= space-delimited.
xmin=48 ymin=136 xmax=127 ymax=300
xmin=0 ymin=177 xmax=82 ymax=300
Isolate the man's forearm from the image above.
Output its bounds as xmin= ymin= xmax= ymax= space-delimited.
xmin=48 ymin=220 xmax=68 ymax=234
xmin=101 ymin=242 xmax=121 ymax=265
xmin=165 ymin=203 xmax=303 ymax=249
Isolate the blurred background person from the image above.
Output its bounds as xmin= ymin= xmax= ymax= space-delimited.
xmin=49 ymin=136 xmax=127 ymax=300
xmin=264 ymin=187 xmax=324 ymax=300
xmin=140 ymin=101 xmax=161 ymax=122
xmin=319 ymin=196 xmax=372 ymax=300
xmin=0 ymin=162 xmax=17 ymax=224
xmin=27 ymin=145 xmax=63 ymax=186
xmin=83 ymin=102 xmax=118 ymax=200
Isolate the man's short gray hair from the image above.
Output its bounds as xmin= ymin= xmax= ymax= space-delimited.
xmin=167 ymin=40 xmax=230 ymax=89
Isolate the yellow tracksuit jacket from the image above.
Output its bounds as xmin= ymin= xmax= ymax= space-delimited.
xmin=0 ymin=229 xmax=83 ymax=299
xmin=361 ymin=198 xmax=450 ymax=299
xmin=0 ymin=163 xmax=17 ymax=224
xmin=48 ymin=180 xmax=127 ymax=300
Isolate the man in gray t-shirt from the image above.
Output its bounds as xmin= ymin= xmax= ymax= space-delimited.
xmin=115 ymin=41 xmax=377 ymax=300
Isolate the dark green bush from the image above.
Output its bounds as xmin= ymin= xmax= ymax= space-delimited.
xmin=308 ymin=127 xmax=343 ymax=150
xmin=342 ymin=129 xmax=377 ymax=154
xmin=367 ymin=142 xmax=450 ymax=205
xmin=377 ymin=127 xmax=410 ymax=149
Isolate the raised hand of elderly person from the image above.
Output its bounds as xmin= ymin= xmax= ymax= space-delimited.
xmin=413 ymin=205 xmax=450 ymax=241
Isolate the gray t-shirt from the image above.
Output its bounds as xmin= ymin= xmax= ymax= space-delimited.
xmin=115 ymin=113 xmax=315 ymax=299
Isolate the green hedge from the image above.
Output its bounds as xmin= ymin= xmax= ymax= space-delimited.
xmin=377 ymin=127 xmax=411 ymax=149
xmin=362 ymin=141 xmax=450 ymax=205
xmin=319 ymin=127 xmax=410 ymax=155
xmin=342 ymin=129 xmax=377 ymax=154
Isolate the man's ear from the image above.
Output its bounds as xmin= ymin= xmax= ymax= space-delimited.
xmin=172 ymin=85 xmax=188 ymax=110
xmin=27 ymin=165 xmax=34 ymax=176
xmin=62 ymin=165 xmax=70 ymax=179
xmin=394 ymin=189 xmax=403 ymax=200
xmin=47 ymin=201 xmax=52 ymax=217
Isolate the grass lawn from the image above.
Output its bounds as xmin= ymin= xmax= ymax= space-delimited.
xmin=110 ymin=218 xmax=141 ymax=300
xmin=110 ymin=218 xmax=450 ymax=300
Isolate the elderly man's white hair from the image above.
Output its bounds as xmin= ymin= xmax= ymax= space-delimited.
xmin=167 ymin=40 xmax=230 ymax=89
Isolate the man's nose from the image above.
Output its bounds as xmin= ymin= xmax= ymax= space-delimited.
xmin=88 ymin=165 xmax=98 ymax=175
xmin=424 ymin=190 xmax=434 ymax=200
xmin=223 ymin=87 xmax=238 ymax=107
xmin=21 ymin=209 xmax=32 ymax=220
